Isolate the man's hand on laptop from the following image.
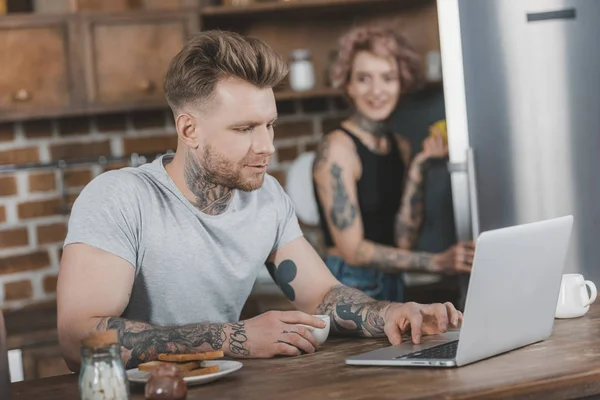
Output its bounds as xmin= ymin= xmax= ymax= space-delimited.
xmin=383 ymin=302 xmax=462 ymax=345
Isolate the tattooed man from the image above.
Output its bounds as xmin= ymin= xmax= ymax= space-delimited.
xmin=312 ymin=25 xmax=474 ymax=302
xmin=58 ymin=31 xmax=462 ymax=371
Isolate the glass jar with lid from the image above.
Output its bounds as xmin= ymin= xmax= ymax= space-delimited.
xmin=79 ymin=329 xmax=130 ymax=400
xmin=289 ymin=49 xmax=316 ymax=92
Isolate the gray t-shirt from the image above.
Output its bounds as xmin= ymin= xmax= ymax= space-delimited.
xmin=64 ymin=154 xmax=303 ymax=326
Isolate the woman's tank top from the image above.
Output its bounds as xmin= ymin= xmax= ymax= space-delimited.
xmin=314 ymin=126 xmax=406 ymax=249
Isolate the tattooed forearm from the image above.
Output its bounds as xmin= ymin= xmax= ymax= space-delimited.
xmin=265 ymin=259 xmax=297 ymax=301
xmin=354 ymin=240 xmax=436 ymax=273
xmin=184 ymin=149 xmax=233 ymax=216
xmin=329 ymin=163 xmax=357 ymax=230
xmin=228 ymin=322 xmax=250 ymax=356
xmin=312 ymin=138 xmax=331 ymax=175
xmin=95 ymin=318 xmax=239 ymax=369
xmin=395 ymin=158 xmax=428 ymax=249
xmin=316 ymin=285 xmax=390 ymax=337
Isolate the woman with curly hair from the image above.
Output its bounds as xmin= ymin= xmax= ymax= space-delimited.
xmin=312 ymin=25 xmax=473 ymax=302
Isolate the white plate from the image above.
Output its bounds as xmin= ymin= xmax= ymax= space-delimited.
xmin=126 ymin=360 xmax=243 ymax=387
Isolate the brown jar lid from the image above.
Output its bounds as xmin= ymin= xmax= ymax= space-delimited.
xmin=82 ymin=329 xmax=119 ymax=348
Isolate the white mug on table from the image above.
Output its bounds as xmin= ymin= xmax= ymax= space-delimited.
xmin=555 ymin=273 xmax=597 ymax=318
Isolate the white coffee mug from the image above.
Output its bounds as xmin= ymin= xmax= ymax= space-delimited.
xmin=555 ymin=273 xmax=597 ymax=318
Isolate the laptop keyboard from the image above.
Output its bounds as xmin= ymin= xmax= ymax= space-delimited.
xmin=395 ymin=340 xmax=459 ymax=360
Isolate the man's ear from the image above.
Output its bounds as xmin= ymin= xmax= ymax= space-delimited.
xmin=176 ymin=113 xmax=199 ymax=149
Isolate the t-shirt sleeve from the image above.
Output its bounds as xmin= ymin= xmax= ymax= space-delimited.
xmin=269 ymin=175 xmax=304 ymax=252
xmin=64 ymin=170 xmax=142 ymax=269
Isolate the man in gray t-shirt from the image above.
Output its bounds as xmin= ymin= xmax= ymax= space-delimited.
xmin=65 ymin=159 xmax=301 ymax=327
xmin=57 ymin=31 xmax=460 ymax=371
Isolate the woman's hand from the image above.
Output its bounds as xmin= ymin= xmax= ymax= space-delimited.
xmin=415 ymin=125 xmax=449 ymax=162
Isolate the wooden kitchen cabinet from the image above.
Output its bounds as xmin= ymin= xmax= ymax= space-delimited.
xmin=5 ymin=301 xmax=72 ymax=381
xmin=20 ymin=342 xmax=72 ymax=380
xmin=0 ymin=15 xmax=81 ymax=119
xmin=81 ymin=11 xmax=199 ymax=108
xmin=0 ymin=0 xmax=437 ymax=122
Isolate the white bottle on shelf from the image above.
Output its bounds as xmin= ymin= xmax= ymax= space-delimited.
xmin=289 ymin=49 xmax=315 ymax=92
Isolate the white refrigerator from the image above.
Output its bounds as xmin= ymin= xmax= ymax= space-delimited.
xmin=437 ymin=0 xmax=600 ymax=285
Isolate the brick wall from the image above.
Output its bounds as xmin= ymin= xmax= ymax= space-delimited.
xmin=0 ymin=96 xmax=349 ymax=310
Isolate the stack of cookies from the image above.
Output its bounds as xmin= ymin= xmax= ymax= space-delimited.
xmin=138 ymin=351 xmax=224 ymax=378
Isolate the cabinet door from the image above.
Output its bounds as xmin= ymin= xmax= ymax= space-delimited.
xmin=83 ymin=11 xmax=197 ymax=106
xmin=21 ymin=343 xmax=72 ymax=380
xmin=0 ymin=16 xmax=72 ymax=114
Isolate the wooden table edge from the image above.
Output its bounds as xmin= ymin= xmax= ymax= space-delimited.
xmin=446 ymin=367 xmax=600 ymax=400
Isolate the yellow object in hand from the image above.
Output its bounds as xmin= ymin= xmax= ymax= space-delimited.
xmin=430 ymin=119 xmax=448 ymax=143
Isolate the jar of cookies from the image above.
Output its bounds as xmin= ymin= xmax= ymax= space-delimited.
xmin=79 ymin=330 xmax=130 ymax=400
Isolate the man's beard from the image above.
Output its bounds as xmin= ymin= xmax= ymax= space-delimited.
xmin=199 ymin=145 xmax=266 ymax=192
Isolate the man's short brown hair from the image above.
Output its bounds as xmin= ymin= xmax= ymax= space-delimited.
xmin=164 ymin=30 xmax=288 ymax=112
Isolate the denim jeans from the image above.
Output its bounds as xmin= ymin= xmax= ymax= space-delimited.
xmin=324 ymin=255 xmax=404 ymax=302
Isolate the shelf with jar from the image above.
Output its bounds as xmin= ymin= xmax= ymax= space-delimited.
xmin=204 ymin=0 xmax=442 ymax=105
xmin=202 ymin=0 xmax=425 ymax=18
xmin=0 ymin=0 xmax=202 ymax=15
xmin=0 ymin=0 xmax=440 ymax=122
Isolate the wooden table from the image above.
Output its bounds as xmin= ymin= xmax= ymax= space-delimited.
xmin=11 ymin=304 xmax=600 ymax=400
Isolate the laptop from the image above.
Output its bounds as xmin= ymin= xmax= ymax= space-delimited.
xmin=346 ymin=216 xmax=574 ymax=368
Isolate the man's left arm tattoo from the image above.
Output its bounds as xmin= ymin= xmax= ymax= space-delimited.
xmin=316 ymin=285 xmax=392 ymax=337
xmin=266 ymin=259 xmax=298 ymax=301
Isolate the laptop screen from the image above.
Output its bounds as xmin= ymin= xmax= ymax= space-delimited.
xmin=0 ymin=311 xmax=10 ymax=400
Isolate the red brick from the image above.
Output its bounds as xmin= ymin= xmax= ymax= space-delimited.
xmin=321 ymin=117 xmax=346 ymax=135
xmin=0 ymin=147 xmax=39 ymax=166
xmin=66 ymin=192 xmax=81 ymax=210
xmin=275 ymin=121 xmax=313 ymax=140
xmin=28 ymin=172 xmax=57 ymax=192
xmin=131 ymin=110 xmax=166 ymax=130
xmin=274 ymin=99 xmax=296 ymax=115
xmin=270 ymin=171 xmax=287 ymax=188
xmin=305 ymin=142 xmax=319 ymax=152
xmin=332 ymin=96 xmax=351 ymax=111
xmin=64 ymin=168 xmax=93 ymax=188
xmin=4 ymin=279 xmax=33 ymax=301
xmin=301 ymin=98 xmax=328 ymax=113
xmin=43 ymin=274 xmax=58 ymax=294
xmin=96 ymin=113 xmax=127 ymax=133
xmin=57 ymin=116 xmax=90 ymax=136
xmin=0 ymin=123 xmax=14 ymax=142
xmin=102 ymin=161 xmax=128 ymax=172
xmin=23 ymin=120 xmax=53 ymax=138
xmin=37 ymin=223 xmax=67 ymax=245
xmin=0 ymin=206 xmax=5 ymax=223
xmin=0 ymin=176 xmax=17 ymax=196
xmin=0 ymin=251 xmax=50 ymax=275
xmin=277 ymin=147 xmax=299 ymax=163
xmin=50 ymin=140 xmax=110 ymax=161
xmin=0 ymin=227 xmax=28 ymax=249
xmin=17 ymin=198 xmax=62 ymax=220
xmin=122 ymin=135 xmax=177 ymax=155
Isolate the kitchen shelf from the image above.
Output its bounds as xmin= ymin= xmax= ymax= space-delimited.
xmin=203 ymin=0 xmax=423 ymax=16
xmin=0 ymin=0 xmax=439 ymax=122
xmin=274 ymin=87 xmax=342 ymax=101
xmin=201 ymin=0 xmax=428 ymax=21
xmin=0 ymin=89 xmax=344 ymax=123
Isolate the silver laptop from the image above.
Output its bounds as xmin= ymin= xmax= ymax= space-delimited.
xmin=346 ymin=216 xmax=574 ymax=368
